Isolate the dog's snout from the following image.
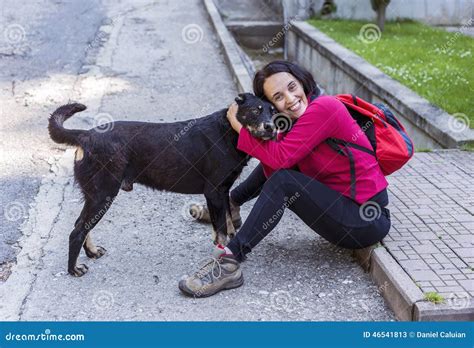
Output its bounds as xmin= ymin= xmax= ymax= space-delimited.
xmin=263 ymin=122 xmax=275 ymax=132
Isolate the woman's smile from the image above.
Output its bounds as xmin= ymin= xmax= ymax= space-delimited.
xmin=288 ymin=99 xmax=302 ymax=113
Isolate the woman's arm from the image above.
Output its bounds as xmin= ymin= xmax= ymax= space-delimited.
xmin=236 ymin=96 xmax=344 ymax=169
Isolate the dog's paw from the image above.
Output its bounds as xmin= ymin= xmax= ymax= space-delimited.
xmin=121 ymin=181 xmax=133 ymax=192
xmin=216 ymin=234 xmax=228 ymax=246
xmin=69 ymin=264 xmax=89 ymax=277
xmin=85 ymin=246 xmax=107 ymax=259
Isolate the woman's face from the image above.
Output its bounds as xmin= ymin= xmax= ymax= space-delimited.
xmin=263 ymin=72 xmax=308 ymax=119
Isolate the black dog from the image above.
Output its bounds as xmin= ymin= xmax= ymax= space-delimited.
xmin=48 ymin=93 xmax=277 ymax=276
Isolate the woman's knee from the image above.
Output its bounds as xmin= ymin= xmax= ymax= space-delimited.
xmin=266 ymin=169 xmax=294 ymax=187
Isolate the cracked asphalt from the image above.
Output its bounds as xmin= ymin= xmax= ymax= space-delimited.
xmin=0 ymin=0 xmax=395 ymax=320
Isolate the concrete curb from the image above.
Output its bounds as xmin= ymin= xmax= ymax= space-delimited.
xmin=288 ymin=22 xmax=474 ymax=149
xmin=353 ymin=246 xmax=474 ymax=321
xmin=0 ymin=150 xmax=74 ymax=320
xmin=203 ymin=0 xmax=253 ymax=93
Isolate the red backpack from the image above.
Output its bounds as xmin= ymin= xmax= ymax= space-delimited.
xmin=319 ymin=94 xmax=414 ymax=200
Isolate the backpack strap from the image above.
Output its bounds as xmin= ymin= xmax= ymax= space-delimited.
xmin=325 ymin=138 xmax=357 ymax=201
xmin=329 ymin=138 xmax=375 ymax=156
xmin=325 ymin=138 xmax=377 ymax=201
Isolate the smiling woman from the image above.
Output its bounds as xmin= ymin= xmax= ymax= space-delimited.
xmin=179 ymin=60 xmax=392 ymax=299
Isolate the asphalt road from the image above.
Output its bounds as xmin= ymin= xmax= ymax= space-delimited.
xmin=0 ymin=0 xmax=104 ymax=271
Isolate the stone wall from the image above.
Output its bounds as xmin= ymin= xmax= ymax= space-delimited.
xmin=282 ymin=0 xmax=473 ymax=26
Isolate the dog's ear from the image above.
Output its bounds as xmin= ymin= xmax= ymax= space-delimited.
xmin=235 ymin=93 xmax=255 ymax=105
xmin=235 ymin=93 xmax=246 ymax=105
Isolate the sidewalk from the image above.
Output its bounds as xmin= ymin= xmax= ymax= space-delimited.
xmin=380 ymin=149 xmax=474 ymax=320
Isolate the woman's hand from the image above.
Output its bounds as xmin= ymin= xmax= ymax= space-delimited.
xmin=226 ymin=102 xmax=242 ymax=134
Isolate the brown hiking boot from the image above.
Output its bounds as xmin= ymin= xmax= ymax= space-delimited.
xmin=178 ymin=245 xmax=244 ymax=298
xmin=189 ymin=198 xmax=242 ymax=228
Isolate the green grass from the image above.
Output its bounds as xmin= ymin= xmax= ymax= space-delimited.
xmin=424 ymin=292 xmax=445 ymax=304
xmin=307 ymin=19 xmax=474 ymax=128
xmin=461 ymin=143 xmax=474 ymax=152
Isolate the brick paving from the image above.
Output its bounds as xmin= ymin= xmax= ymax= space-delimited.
xmin=385 ymin=150 xmax=474 ymax=300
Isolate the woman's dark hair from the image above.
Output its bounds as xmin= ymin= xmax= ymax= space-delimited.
xmin=253 ymin=60 xmax=320 ymax=100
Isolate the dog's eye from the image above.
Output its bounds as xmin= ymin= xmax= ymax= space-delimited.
xmin=258 ymin=105 xmax=263 ymax=110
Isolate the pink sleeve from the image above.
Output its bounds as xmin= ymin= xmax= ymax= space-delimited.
xmin=237 ymin=96 xmax=343 ymax=169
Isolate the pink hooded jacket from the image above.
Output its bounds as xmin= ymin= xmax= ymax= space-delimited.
xmin=237 ymin=95 xmax=388 ymax=204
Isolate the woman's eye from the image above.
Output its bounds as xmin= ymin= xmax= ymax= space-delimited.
xmin=274 ymin=95 xmax=282 ymax=101
xmin=289 ymin=84 xmax=296 ymax=91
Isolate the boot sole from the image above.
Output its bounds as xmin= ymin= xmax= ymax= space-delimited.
xmin=179 ymin=273 xmax=244 ymax=298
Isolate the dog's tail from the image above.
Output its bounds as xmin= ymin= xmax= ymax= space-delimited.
xmin=48 ymin=103 xmax=87 ymax=146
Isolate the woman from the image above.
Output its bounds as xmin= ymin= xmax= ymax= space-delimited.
xmin=178 ymin=60 xmax=391 ymax=298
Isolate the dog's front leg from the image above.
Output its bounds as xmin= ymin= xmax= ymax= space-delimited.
xmin=204 ymin=192 xmax=233 ymax=246
xmin=224 ymin=194 xmax=236 ymax=239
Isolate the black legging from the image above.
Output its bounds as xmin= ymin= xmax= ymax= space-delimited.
xmin=227 ymin=164 xmax=391 ymax=262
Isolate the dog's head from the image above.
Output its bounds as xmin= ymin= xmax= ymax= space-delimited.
xmin=234 ymin=93 xmax=277 ymax=140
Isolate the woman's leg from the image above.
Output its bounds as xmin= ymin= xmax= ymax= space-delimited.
xmin=227 ymin=169 xmax=391 ymax=262
xmin=230 ymin=163 xmax=267 ymax=206
xmin=179 ymin=169 xmax=391 ymax=297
